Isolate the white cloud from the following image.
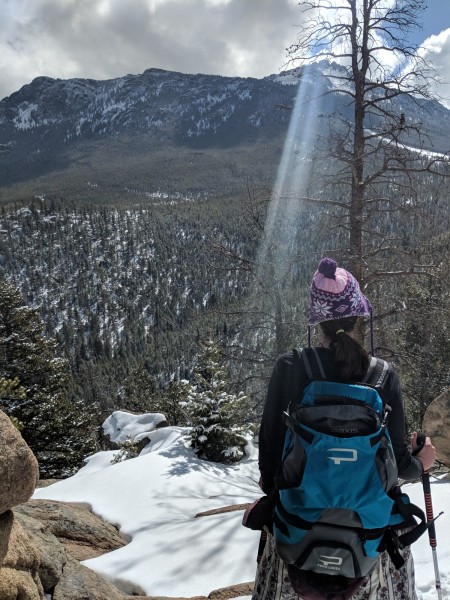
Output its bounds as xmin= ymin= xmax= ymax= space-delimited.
xmin=1 ymin=0 xmax=448 ymax=108
xmin=419 ymin=29 xmax=450 ymax=108
xmin=0 ymin=0 xmax=301 ymax=100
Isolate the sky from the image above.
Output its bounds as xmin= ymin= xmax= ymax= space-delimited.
xmin=33 ymin=411 xmax=450 ymax=599
xmin=1 ymin=0 xmax=450 ymax=104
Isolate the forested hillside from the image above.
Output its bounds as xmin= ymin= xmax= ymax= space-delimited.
xmin=0 ymin=194 xmax=266 ymax=412
xmin=0 ymin=60 xmax=449 ymax=478
xmin=1 ymin=163 xmax=448 ymax=430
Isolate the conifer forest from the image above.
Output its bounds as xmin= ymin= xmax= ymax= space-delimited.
xmin=1 ymin=1 xmax=450 ymax=477
xmin=0 ymin=161 xmax=448 ymax=478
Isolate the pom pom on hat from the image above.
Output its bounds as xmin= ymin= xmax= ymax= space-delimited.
xmin=318 ymin=258 xmax=337 ymax=279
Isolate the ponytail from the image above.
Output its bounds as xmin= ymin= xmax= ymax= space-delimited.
xmin=320 ymin=317 xmax=369 ymax=381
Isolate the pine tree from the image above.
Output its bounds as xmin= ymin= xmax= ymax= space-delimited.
xmin=0 ymin=376 xmax=26 ymax=430
xmin=185 ymin=339 xmax=249 ymax=463
xmin=158 ymin=379 xmax=190 ymax=426
xmin=120 ymin=367 xmax=189 ymax=425
xmin=0 ymin=278 xmax=97 ymax=478
xmin=121 ymin=366 xmax=160 ymax=413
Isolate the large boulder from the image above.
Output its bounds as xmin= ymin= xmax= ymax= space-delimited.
xmin=0 ymin=410 xmax=39 ymax=514
xmin=423 ymin=388 xmax=450 ymax=467
xmin=13 ymin=502 xmax=130 ymax=599
xmin=15 ymin=499 xmax=127 ymax=561
xmin=14 ymin=511 xmax=67 ymax=591
xmin=0 ymin=411 xmax=44 ymax=598
xmin=101 ymin=410 xmax=168 ymax=450
xmin=0 ymin=409 xmax=132 ymax=599
xmin=0 ymin=510 xmax=45 ymax=600
xmin=52 ymin=554 xmax=126 ymax=600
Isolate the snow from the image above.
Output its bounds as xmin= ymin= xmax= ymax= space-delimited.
xmin=34 ymin=419 xmax=449 ymax=599
xmin=365 ymin=128 xmax=450 ymax=161
xmin=102 ymin=410 xmax=167 ymax=445
xmin=13 ymin=102 xmax=38 ymax=130
xmin=271 ymin=74 xmax=299 ymax=86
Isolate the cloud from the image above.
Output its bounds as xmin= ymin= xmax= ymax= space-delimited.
xmin=2 ymin=0 xmax=449 ymax=109
xmin=0 ymin=0 xmax=301 ymax=100
xmin=419 ymin=29 xmax=450 ymax=108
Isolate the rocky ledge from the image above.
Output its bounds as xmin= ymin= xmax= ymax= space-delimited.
xmin=0 ymin=409 xmax=254 ymax=599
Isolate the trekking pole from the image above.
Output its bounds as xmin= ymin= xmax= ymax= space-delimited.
xmin=414 ymin=433 xmax=443 ymax=600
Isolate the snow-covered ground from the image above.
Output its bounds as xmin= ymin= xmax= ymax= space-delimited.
xmin=34 ymin=414 xmax=449 ymax=599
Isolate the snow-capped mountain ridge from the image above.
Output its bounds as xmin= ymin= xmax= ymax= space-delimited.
xmin=1 ymin=62 xmax=449 ymax=195
xmin=1 ymin=68 xmax=293 ymax=141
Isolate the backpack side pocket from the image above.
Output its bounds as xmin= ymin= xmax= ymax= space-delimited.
xmin=375 ymin=433 xmax=398 ymax=492
xmin=275 ymin=429 xmax=307 ymax=489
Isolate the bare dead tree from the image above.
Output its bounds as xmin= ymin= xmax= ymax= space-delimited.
xmin=287 ymin=0 xmax=449 ymax=282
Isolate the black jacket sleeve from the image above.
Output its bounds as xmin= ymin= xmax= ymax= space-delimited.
xmin=383 ymin=368 xmax=423 ymax=481
xmin=258 ymin=352 xmax=300 ymax=494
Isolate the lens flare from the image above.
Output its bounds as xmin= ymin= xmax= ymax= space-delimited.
xmin=257 ymin=67 xmax=329 ymax=283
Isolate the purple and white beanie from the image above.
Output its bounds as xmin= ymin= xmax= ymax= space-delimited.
xmin=309 ymin=257 xmax=371 ymax=325
xmin=308 ymin=257 xmax=375 ymax=354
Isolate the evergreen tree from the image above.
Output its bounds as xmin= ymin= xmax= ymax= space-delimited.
xmin=158 ymin=379 xmax=190 ymax=426
xmin=121 ymin=366 xmax=160 ymax=413
xmin=185 ymin=339 xmax=249 ymax=463
xmin=120 ymin=366 xmax=189 ymax=425
xmin=0 ymin=376 xmax=26 ymax=430
xmin=0 ymin=278 xmax=97 ymax=478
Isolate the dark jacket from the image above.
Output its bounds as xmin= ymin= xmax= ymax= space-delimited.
xmin=258 ymin=347 xmax=423 ymax=494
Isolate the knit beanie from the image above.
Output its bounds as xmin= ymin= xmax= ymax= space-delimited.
xmin=309 ymin=257 xmax=372 ymax=325
xmin=308 ymin=258 xmax=375 ymax=354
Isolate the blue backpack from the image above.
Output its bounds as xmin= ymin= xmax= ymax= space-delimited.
xmin=273 ymin=348 xmax=427 ymax=600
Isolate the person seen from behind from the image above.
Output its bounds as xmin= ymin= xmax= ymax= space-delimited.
xmin=251 ymin=257 xmax=436 ymax=600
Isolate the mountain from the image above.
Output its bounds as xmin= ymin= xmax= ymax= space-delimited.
xmin=0 ymin=68 xmax=301 ymax=201
xmin=2 ymin=63 xmax=449 ymax=203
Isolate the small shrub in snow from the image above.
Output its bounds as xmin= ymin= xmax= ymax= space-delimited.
xmin=110 ymin=436 xmax=141 ymax=464
xmin=184 ymin=339 xmax=249 ymax=463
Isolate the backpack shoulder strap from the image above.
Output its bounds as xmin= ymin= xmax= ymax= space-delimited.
xmin=296 ymin=347 xmax=326 ymax=380
xmin=362 ymin=357 xmax=390 ymax=389
xmin=299 ymin=349 xmax=390 ymax=389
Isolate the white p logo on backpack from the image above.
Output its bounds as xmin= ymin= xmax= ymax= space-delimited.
xmin=318 ymin=555 xmax=343 ymax=569
xmin=327 ymin=448 xmax=357 ymax=464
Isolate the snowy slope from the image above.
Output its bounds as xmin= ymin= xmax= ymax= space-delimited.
xmin=34 ymin=419 xmax=449 ymax=599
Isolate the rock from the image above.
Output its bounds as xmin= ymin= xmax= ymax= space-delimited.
xmin=101 ymin=410 xmax=169 ymax=450
xmin=0 ymin=510 xmax=45 ymax=600
xmin=0 ymin=410 xmax=39 ymax=514
xmin=53 ymin=554 xmax=126 ymax=600
xmin=141 ymin=597 xmax=207 ymax=600
xmin=14 ymin=510 xmax=67 ymax=591
xmin=208 ymin=582 xmax=254 ymax=600
xmin=36 ymin=478 xmax=62 ymax=488
xmin=138 ymin=582 xmax=254 ymax=600
xmin=14 ymin=500 xmax=130 ymax=599
xmin=15 ymin=499 xmax=127 ymax=561
xmin=423 ymin=388 xmax=450 ymax=467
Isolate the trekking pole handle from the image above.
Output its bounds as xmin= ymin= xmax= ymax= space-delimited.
xmin=412 ymin=431 xmax=426 ymax=458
